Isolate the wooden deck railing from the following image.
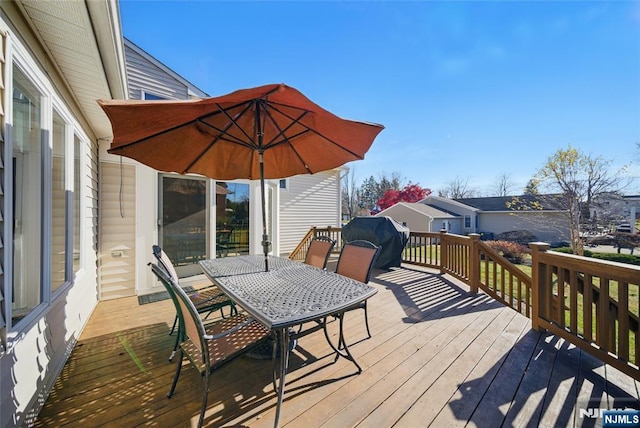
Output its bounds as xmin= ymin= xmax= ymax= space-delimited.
xmin=291 ymin=226 xmax=640 ymax=379
xmin=288 ymin=226 xmax=343 ymax=262
xmin=401 ymin=230 xmax=533 ymax=317
xmin=530 ymin=243 xmax=640 ymax=380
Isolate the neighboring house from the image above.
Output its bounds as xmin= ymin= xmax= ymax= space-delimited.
xmin=590 ymin=193 xmax=640 ymax=233
xmin=0 ymin=3 xmax=344 ymax=426
xmin=0 ymin=2 xmax=127 ymax=427
xmin=373 ymin=202 xmax=459 ymax=233
xmin=376 ymin=195 xmax=570 ymax=243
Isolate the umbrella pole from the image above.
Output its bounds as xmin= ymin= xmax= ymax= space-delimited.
xmin=259 ymin=151 xmax=270 ymax=272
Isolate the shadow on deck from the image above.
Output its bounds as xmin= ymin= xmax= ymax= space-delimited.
xmin=34 ymin=264 xmax=639 ymax=427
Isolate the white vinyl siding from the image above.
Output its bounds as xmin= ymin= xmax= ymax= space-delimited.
xmin=124 ymin=40 xmax=208 ymax=101
xmin=479 ymin=211 xmax=570 ymax=243
xmin=0 ymin=31 xmax=6 ymax=353
xmin=279 ymin=171 xmax=341 ymax=255
xmin=376 ymin=205 xmax=431 ymax=233
xmin=99 ymin=162 xmax=136 ymax=299
xmin=0 ymin=21 xmax=101 ymax=426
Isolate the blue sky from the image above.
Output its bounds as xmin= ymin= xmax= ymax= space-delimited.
xmin=120 ymin=0 xmax=640 ymax=195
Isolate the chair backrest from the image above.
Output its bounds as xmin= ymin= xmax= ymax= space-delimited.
xmin=304 ymin=236 xmax=336 ymax=269
xmin=152 ymin=245 xmax=180 ymax=283
xmin=150 ymin=263 xmax=207 ymax=360
xmin=217 ymin=229 xmax=233 ymax=242
xmin=335 ymin=240 xmax=380 ymax=284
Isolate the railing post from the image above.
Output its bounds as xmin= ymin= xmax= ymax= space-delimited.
xmin=469 ymin=233 xmax=480 ymax=293
xmin=439 ymin=229 xmax=448 ymax=275
xmin=530 ymin=242 xmax=550 ymax=332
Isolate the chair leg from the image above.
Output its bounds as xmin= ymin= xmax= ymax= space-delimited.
xmin=363 ymin=301 xmax=371 ymax=339
xmin=198 ymin=371 xmax=210 ymax=428
xmin=169 ymin=328 xmax=181 ymax=362
xmin=169 ymin=315 xmax=178 ymax=335
xmin=271 ymin=333 xmax=279 ymax=393
xmin=167 ymin=348 xmax=183 ymax=398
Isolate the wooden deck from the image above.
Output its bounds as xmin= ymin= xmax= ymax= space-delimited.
xmin=34 ymin=264 xmax=639 ymax=427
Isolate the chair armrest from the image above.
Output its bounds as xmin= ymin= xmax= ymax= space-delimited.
xmin=203 ymin=317 xmax=259 ymax=340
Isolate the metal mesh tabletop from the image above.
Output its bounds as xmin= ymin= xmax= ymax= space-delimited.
xmin=200 ymin=257 xmax=377 ymax=329
xmin=200 ymin=255 xmax=299 ymax=277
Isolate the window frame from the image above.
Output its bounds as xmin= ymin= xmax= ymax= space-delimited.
xmin=142 ymin=90 xmax=167 ymax=101
xmin=5 ymin=35 xmax=89 ymax=333
xmin=464 ymin=214 xmax=472 ymax=229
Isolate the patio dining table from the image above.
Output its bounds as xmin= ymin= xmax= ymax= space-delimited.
xmin=199 ymin=255 xmax=377 ymax=428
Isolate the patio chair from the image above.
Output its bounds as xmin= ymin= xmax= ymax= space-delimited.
xmin=303 ymin=236 xmax=336 ymax=269
xmin=335 ymin=240 xmax=380 ymax=340
xmin=291 ymin=236 xmax=337 ymax=334
xmin=149 ymin=264 xmax=271 ymax=428
xmin=216 ymin=227 xmax=233 ymax=258
xmin=152 ymin=245 xmax=237 ymax=361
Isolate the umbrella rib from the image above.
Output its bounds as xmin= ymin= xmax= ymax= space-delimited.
xmin=262 ymin=109 xmax=313 ymax=173
xmin=262 ymin=109 xmax=309 ymax=148
xmin=196 ymin=120 xmax=255 ymax=149
xmin=215 ymin=101 xmax=258 ymax=146
xmin=184 ymin=101 xmax=259 ymax=172
xmin=267 ymin=103 xmax=365 ymax=160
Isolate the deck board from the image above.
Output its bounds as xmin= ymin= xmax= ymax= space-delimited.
xmin=34 ymin=264 xmax=640 ymax=427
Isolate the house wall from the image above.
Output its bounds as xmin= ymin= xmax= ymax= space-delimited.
xmin=479 ymin=211 xmax=570 ymax=243
xmin=0 ymin=9 xmax=100 ymax=427
xmin=423 ymin=197 xmax=477 ymax=234
xmin=99 ymin=41 xmax=200 ymax=297
xmin=375 ymin=204 xmax=433 ymax=232
xmin=99 ymin=161 xmax=137 ymax=299
xmin=279 ymin=171 xmax=341 ymax=255
xmin=125 ymin=40 xmax=192 ymax=100
xmin=436 ymin=217 xmax=464 ymax=235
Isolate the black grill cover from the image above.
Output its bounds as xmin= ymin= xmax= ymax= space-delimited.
xmin=342 ymin=216 xmax=410 ymax=269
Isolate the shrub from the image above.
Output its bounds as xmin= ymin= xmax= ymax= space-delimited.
xmin=591 ymin=252 xmax=640 ymax=266
xmin=485 ymin=240 xmax=529 ymax=264
xmin=551 ymin=247 xmax=640 ymax=266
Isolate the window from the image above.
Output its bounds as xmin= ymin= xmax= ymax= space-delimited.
xmin=464 ymin=215 xmax=471 ymax=229
xmin=51 ymin=110 xmax=67 ymax=291
xmin=143 ymin=92 xmax=166 ymax=100
xmin=73 ymin=135 xmax=81 ymax=274
xmin=279 ymin=179 xmax=288 ymax=190
xmin=12 ymin=65 xmax=44 ymax=323
xmin=9 ymin=60 xmax=85 ymax=327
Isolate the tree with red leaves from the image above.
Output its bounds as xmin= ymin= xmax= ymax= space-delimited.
xmin=377 ymin=182 xmax=431 ymax=210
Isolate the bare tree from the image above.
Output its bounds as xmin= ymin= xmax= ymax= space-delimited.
xmin=377 ymin=171 xmax=405 ymax=196
xmin=355 ymin=171 xmax=405 ymax=212
xmin=438 ymin=177 xmax=475 ymax=199
xmin=341 ymin=167 xmax=360 ymax=221
xmin=491 ymin=173 xmax=515 ymax=196
xmin=536 ymin=145 xmax=630 ymax=254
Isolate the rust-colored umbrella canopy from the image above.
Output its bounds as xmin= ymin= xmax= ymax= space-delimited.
xmin=99 ymin=83 xmax=384 ymax=179
xmin=98 ymin=83 xmax=384 ymax=269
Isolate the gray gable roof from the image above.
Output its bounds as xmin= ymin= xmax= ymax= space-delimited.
xmin=405 ymin=203 xmax=459 ymax=218
xmin=454 ymin=195 xmax=566 ymax=211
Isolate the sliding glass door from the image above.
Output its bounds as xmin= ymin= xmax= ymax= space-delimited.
xmin=159 ymin=175 xmax=208 ymax=277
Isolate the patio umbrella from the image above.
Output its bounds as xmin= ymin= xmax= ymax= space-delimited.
xmin=98 ymin=83 xmax=384 ymax=270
